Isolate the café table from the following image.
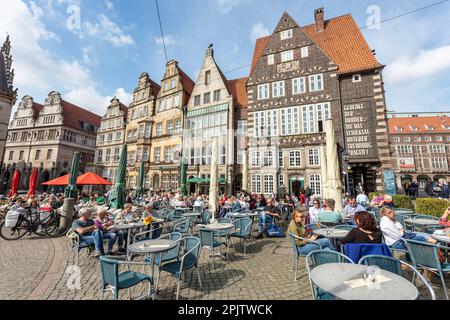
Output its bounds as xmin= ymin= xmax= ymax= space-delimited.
xmin=204 ymin=222 xmax=234 ymax=260
xmin=127 ymin=239 xmax=177 ymax=299
xmin=313 ymin=228 xmax=350 ymax=250
xmin=113 ymin=221 xmax=145 ymax=246
xmin=404 ymin=217 xmax=440 ymax=231
xmin=310 ymin=263 xmax=419 ymax=300
xmin=226 ymin=211 xmax=259 ymax=219
xmin=431 ymin=230 xmax=450 ymax=245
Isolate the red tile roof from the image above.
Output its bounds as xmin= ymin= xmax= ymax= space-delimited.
xmin=61 ymin=100 xmax=102 ymax=132
xmin=118 ymin=102 xmax=128 ymax=123
xmin=178 ymin=67 xmax=195 ymax=105
xmin=228 ymin=77 xmax=248 ymax=107
xmin=250 ymin=14 xmax=382 ymax=76
xmin=388 ymin=116 xmax=450 ymax=134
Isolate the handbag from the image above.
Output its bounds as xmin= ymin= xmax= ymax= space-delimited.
xmin=266 ymin=223 xmax=285 ymax=238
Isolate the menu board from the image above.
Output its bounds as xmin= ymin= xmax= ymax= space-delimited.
xmin=343 ymin=103 xmax=377 ymax=159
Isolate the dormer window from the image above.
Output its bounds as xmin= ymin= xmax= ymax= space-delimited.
xmin=280 ymin=29 xmax=293 ymax=40
xmin=410 ymin=126 xmax=418 ymax=131
xmin=395 ymin=126 xmax=404 ymax=132
xmin=352 ymin=74 xmax=362 ymax=83
xmin=425 ymin=125 xmax=435 ymax=131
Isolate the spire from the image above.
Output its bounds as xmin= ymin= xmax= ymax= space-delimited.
xmin=206 ymin=44 xmax=214 ymax=57
xmin=1 ymin=35 xmax=11 ymax=57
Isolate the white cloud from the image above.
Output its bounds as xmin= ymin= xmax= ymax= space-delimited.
xmin=114 ymin=88 xmax=133 ymax=106
xmin=84 ymin=14 xmax=134 ymax=47
xmin=154 ymin=35 xmax=177 ymax=46
xmin=0 ymin=0 xmax=132 ymax=116
xmin=211 ymin=0 xmax=243 ymax=13
xmin=105 ymin=0 xmax=114 ymax=10
xmin=82 ymin=46 xmax=97 ymax=66
xmin=251 ymin=22 xmax=269 ymax=42
xmin=385 ymin=46 xmax=450 ymax=84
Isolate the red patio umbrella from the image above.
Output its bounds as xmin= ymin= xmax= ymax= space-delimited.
xmin=8 ymin=170 xmax=21 ymax=197
xmin=41 ymin=174 xmax=69 ymax=186
xmin=76 ymin=172 xmax=112 ymax=186
xmin=27 ymin=168 xmax=39 ymax=197
xmin=42 ymin=172 xmax=112 ymax=186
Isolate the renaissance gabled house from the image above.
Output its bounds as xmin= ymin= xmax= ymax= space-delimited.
xmin=125 ymin=72 xmax=160 ymax=189
xmin=247 ymin=9 xmax=391 ymax=196
xmin=149 ymin=60 xmax=194 ymax=191
xmin=182 ymin=46 xmax=242 ymax=195
xmin=3 ymin=91 xmax=101 ymax=191
xmin=89 ymin=97 xmax=128 ymax=186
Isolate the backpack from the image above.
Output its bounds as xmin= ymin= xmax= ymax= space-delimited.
xmin=266 ymin=223 xmax=285 ymax=238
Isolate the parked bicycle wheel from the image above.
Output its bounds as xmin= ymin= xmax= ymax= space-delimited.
xmin=44 ymin=214 xmax=71 ymax=237
xmin=0 ymin=216 xmax=30 ymax=240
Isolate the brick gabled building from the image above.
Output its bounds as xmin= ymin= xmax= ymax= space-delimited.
xmin=247 ymin=9 xmax=391 ymax=196
xmin=388 ymin=113 xmax=450 ymax=191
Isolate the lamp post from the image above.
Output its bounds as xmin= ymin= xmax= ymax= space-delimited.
xmin=342 ymin=150 xmax=350 ymax=197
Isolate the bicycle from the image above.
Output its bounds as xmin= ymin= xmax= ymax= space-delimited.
xmin=0 ymin=206 xmax=71 ymax=241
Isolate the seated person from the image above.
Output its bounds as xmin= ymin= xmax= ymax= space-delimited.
xmin=379 ymin=195 xmax=394 ymax=208
xmin=370 ymin=195 xmax=385 ymax=208
xmin=318 ymin=199 xmax=343 ymax=226
xmin=306 ymin=199 xmax=322 ymax=225
xmin=193 ymin=196 xmax=205 ymax=208
xmin=84 ymin=195 xmax=98 ymax=207
xmin=231 ymin=196 xmax=242 ymax=212
xmin=94 ymin=208 xmax=125 ymax=254
xmin=343 ymin=196 xmax=366 ymax=225
xmin=95 ymin=193 xmax=105 ymax=205
xmin=439 ymin=206 xmax=450 ymax=228
xmin=379 ymin=206 xmax=437 ymax=250
xmin=256 ymin=198 xmax=281 ymax=238
xmin=115 ymin=203 xmax=134 ymax=222
xmin=356 ymin=191 xmax=369 ymax=206
xmin=72 ymin=208 xmax=105 ymax=257
xmin=341 ymin=211 xmax=382 ymax=244
xmin=288 ymin=210 xmax=335 ymax=255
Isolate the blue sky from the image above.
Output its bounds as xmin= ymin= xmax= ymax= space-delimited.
xmin=1 ymin=0 xmax=450 ymax=116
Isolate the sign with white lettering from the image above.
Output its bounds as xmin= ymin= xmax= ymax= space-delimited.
xmin=343 ymin=103 xmax=377 ymax=160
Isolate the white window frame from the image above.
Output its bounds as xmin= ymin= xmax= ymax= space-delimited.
xmin=292 ymin=77 xmax=306 ymax=95
xmin=301 ymin=46 xmax=309 ymax=58
xmin=272 ymin=81 xmax=285 ymax=98
xmin=263 ymin=175 xmax=275 ymax=194
xmin=280 ymin=29 xmax=293 ymax=40
xmin=267 ymin=54 xmax=274 ymax=65
xmin=309 ymin=74 xmax=324 ymax=92
xmin=257 ymin=84 xmax=270 ymax=100
xmin=281 ymin=50 xmax=294 ymax=63
xmin=308 ymin=148 xmax=320 ymax=166
xmin=310 ymin=174 xmax=322 ymax=196
xmin=289 ymin=150 xmax=301 ymax=167
xmin=352 ymin=74 xmax=362 ymax=83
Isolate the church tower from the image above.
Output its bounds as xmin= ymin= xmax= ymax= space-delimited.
xmin=0 ymin=35 xmax=17 ymax=163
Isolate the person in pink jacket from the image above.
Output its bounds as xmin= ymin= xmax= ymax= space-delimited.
xmin=439 ymin=206 xmax=450 ymax=228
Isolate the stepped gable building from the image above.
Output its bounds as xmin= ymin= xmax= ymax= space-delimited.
xmin=0 ymin=36 xmax=17 ymax=167
xmin=89 ymin=97 xmax=128 ymax=186
xmin=149 ymin=60 xmax=195 ymax=191
xmin=125 ymin=72 xmax=160 ymax=189
xmin=2 ymin=91 xmax=101 ymax=191
xmin=388 ymin=113 xmax=450 ymax=190
xmin=247 ymin=9 xmax=391 ymax=196
xmin=182 ymin=45 xmax=239 ymax=195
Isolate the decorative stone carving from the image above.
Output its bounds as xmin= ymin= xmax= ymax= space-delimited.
xmin=277 ymin=60 xmax=300 ymax=73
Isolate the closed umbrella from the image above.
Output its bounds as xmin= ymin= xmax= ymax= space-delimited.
xmin=242 ymin=150 xmax=249 ymax=192
xmin=26 ymin=168 xmax=39 ymax=197
xmin=325 ymin=119 xmax=344 ymax=213
xmin=320 ymin=144 xmax=329 ymax=200
xmin=8 ymin=170 xmax=21 ymax=197
xmin=136 ymin=161 xmax=145 ymax=197
xmin=110 ymin=145 xmax=127 ymax=209
xmin=64 ymin=152 xmax=80 ymax=199
xmin=209 ymin=137 xmax=219 ymax=222
xmin=179 ymin=158 xmax=188 ymax=197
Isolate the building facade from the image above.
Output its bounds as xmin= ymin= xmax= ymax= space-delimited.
xmin=2 ymin=91 xmax=101 ymax=192
xmin=89 ymin=97 xmax=128 ymax=186
xmin=149 ymin=60 xmax=194 ymax=191
xmin=182 ymin=46 xmax=237 ymax=195
xmin=0 ymin=36 xmax=17 ymax=169
xmin=125 ymin=72 xmax=160 ymax=190
xmin=247 ymin=9 xmax=391 ymax=197
xmin=388 ymin=112 xmax=450 ymax=191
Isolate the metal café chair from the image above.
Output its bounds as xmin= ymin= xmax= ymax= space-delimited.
xmin=288 ymin=232 xmax=323 ymax=281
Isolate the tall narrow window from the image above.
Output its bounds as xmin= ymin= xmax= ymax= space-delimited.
xmin=273 ymin=81 xmax=285 ymax=98
xmin=293 ymin=77 xmax=306 ymax=95
xmin=267 ymin=54 xmax=274 ymax=65
xmin=205 ymin=70 xmax=211 ymax=85
xmin=257 ymin=84 xmax=269 ymax=100
xmin=301 ymin=46 xmax=309 ymax=58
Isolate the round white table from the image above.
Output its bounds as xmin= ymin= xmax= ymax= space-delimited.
xmin=405 ymin=218 xmax=440 ymax=226
xmin=182 ymin=212 xmax=201 ymax=218
xmin=310 ymin=263 xmax=419 ymax=300
xmin=113 ymin=222 xmax=145 ymax=246
xmin=313 ymin=228 xmax=350 ymax=240
xmin=204 ymin=223 xmax=234 ymax=231
xmin=431 ymin=231 xmax=450 ymax=244
xmin=227 ymin=212 xmax=259 ymax=219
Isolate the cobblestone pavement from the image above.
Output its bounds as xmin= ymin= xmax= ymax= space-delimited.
xmin=1 ymin=227 xmax=449 ymax=300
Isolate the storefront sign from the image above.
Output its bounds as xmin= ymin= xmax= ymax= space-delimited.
xmin=399 ymin=158 xmax=415 ymax=169
xmin=343 ymin=103 xmax=377 ymax=160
